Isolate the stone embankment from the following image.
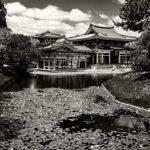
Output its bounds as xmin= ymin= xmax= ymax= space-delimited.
xmin=0 ymin=86 xmax=150 ymax=149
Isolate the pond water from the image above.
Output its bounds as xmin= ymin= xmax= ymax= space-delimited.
xmin=0 ymin=74 xmax=113 ymax=92
xmin=59 ymin=114 xmax=150 ymax=134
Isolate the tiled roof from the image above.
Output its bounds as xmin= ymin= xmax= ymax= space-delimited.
xmin=74 ymin=45 xmax=92 ymax=52
xmin=34 ymin=31 xmax=65 ymax=39
xmin=70 ymin=24 xmax=137 ymax=42
xmin=69 ymin=34 xmax=96 ymax=41
xmin=41 ymin=41 xmax=92 ymax=53
xmin=42 ymin=41 xmax=75 ymax=51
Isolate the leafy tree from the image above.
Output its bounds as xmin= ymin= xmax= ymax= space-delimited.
xmin=6 ymin=34 xmax=39 ymax=76
xmin=0 ymin=0 xmax=7 ymax=28
xmin=132 ymin=18 xmax=150 ymax=71
xmin=115 ymin=0 xmax=150 ymax=32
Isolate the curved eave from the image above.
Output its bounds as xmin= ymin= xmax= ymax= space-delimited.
xmin=69 ymin=34 xmax=97 ymax=42
xmin=96 ymin=35 xmax=137 ymax=42
xmin=70 ymin=34 xmax=136 ymax=42
xmin=35 ymin=36 xmax=64 ymax=39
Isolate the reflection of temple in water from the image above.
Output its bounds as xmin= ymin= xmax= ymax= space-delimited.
xmin=34 ymin=24 xmax=137 ymax=70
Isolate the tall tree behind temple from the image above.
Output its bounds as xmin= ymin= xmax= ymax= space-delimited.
xmin=114 ymin=0 xmax=150 ymax=32
xmin=0 ymin=0 xmax=7 ymax=28
xmin=132 ymin=17 xmax=150 ymax=71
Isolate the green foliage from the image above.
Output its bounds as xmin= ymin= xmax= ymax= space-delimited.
xmin=115 ymin=0 xmax=150 ymax=32
xmin=132 ymin=30 xmax=150 ymax=71
xmin=6 ymin=34 xmax=39 ymax=76
xmin=0 ymin=0 xmax=7 ymax=28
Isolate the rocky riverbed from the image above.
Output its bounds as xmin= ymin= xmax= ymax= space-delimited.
xmin=0 ymin=86 xmax=150 ymax=150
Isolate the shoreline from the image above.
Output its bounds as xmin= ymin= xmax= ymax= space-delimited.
xmin=30 ymin=68 xmax=131 ymax=76
xmin=102 ymin=84 xmax=150 ymax=113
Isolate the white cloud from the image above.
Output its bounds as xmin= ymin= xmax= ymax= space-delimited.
xmin=5 ymin=2 xmax=92 ymax=36
xmin=5 ymin=2 xmax=27 ymax=16
xmin=116 ymin=0 xmax=125 ymax=4
xmin=113 ymin=15 xmax=122 ymax=23
xmin=6 ymin=2 xmax=139 ymax=38
xmin=6 ymin=2 xmax=92 ymax=22
xmin=99 ymin=13 xmax=109 ymax=19
xmin=107 ymin=20 xmax=114 ymax=26
xmin=66 ymin=22 xmax=90 ymax=37
xmin=6 ymin=15 xmax=74 ymax=35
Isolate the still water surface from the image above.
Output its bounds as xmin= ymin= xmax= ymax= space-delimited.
xmin=59 ymin=114 xmax=150 ymax=133
xmin=0 ymin=74 xmax=113 ymax=92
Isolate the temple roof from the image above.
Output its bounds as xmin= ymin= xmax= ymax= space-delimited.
xmin=41 ymin=41 xmax=92 ymax=53
xmin=74 ymin=45 xmax=92 ymax=52
xmin=34 ymin=31 xmax=65 ymax=39
xmin=70 ymin=24 xmax=137 ymax=42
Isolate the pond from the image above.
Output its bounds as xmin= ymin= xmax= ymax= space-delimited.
xmin=58 ymin=114 xmax=150 ymax=134
xmin=0 ymin=74 xmax=113 ymax=92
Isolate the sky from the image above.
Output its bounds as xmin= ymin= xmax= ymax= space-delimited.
xmin=3 ymin=0 xmax=140 ymax=37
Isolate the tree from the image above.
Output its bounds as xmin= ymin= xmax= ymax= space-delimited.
xmin=0 ymin=0 xmax=7 ymax=28
xmin=132 ymin=17 xmax=150 ymax=71
xmin=6 ymin=34 xmax=39 ymax=76
xmin=115 ymin=0 xmax=150 ymax=32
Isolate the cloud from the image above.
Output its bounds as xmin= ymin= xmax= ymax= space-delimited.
xmin=66 ymin=22 xmax=90 ymax=37
xmin=113 ymin=15 xmax=122 ymax=23
xmin=6 ymin=2 xmax=92 ymax=22
xmin=116 ymin=0 xmax=125 ymax=4
xmin=99 ymin=13 xmax=109 ymax=19
xmin=5 ymin=2 xmax=92 ymax=36
xmin=5 ymin=2 xmax=27 ymax=16
xmin=5 ymin=2 xmax=139 ymax=38
xmin=6 ymin=15 xmax=74 ymax=35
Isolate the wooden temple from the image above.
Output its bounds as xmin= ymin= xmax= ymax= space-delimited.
xmin=34 ymin=31 xmax=65 ymax=47
xmin=36 ymin=24 xmax=137 ymax=70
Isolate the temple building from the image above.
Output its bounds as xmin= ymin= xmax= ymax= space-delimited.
xmin=34 ymin=31 xmax=65 ymax=47
xmin=36 ymin=24 xmax=137 ymax=70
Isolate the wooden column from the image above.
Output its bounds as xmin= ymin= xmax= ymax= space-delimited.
xmin=85 ymin=58 xmax=87 ymax=68
xmin=43 ymin=60 xmax=45 ymax=70
xmin=96 ymin=52 xmax=99 ymax=64
xmin=48 ymin=60 xmax=50 ymax=70
xmin=119 ymin=53 xmax=121 ymax=64
xmin=109 ymin=52 xmax=111 ymax=64
xmin=71 ymin=57 xmax=74 ymax=69
xmin=67 ymin=57 xmax=70 ymax=69
xmin=126 ymin=53 xmax=128 ymax=64
xmin=53 ymin=58 xmax=56 ymax=70
xmin=102 ymin=52 xmax=104 ymax=64
xmin=92 ymin=54 xmax=95 ymax=64
xmin=78 ymin=56 xmax=80 ymax=68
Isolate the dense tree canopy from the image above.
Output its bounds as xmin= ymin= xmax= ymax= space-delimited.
xmin=0 ymin=0 xmax=7 ymax=28
xmin=132 ymin=18 xmax=150 ymax=71
xmin=115 ymin=0 xmax=150 ymax=32
xmin=6 ymin=34 xmax=39 ymax=76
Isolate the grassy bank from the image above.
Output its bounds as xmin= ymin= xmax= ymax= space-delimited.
xmin=104 ymin=72 xmax=150 ymax=109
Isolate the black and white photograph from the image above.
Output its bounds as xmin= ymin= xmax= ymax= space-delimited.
xmin=0 ymin=0 xmax=150 ymax=149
